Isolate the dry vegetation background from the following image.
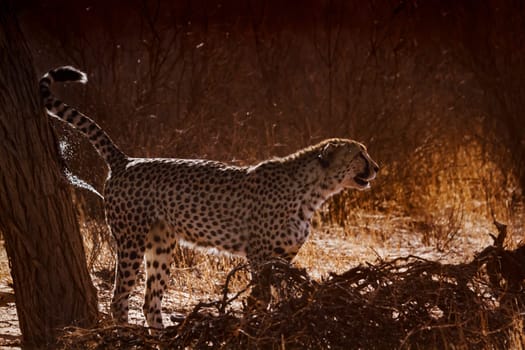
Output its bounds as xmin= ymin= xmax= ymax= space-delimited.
xmin=1 ymin=0 xmax=525 ymax=348
xmin=21 ymin=0 xmax=524 ymax=222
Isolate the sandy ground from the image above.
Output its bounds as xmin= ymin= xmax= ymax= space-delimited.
xmin=0 ymin=211 xmax=513 ymax=348
xmin=0 ymin=246 xmax=19 ymax=349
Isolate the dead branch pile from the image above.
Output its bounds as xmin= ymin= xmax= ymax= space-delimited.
xmin=60 ymin=223 xmax=525 ymax=349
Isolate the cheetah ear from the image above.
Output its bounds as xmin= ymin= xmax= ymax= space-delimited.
xmin=318 ymin=143 xmax=336 ymax=168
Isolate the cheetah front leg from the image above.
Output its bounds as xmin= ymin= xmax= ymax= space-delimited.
xmin=246 ymin=243 xmax=296 ymax=309
xmin=143 ymin=220 xmax=174 ymax=331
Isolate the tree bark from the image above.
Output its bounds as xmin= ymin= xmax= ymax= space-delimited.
xmin=0 ymin=2 xmax=99 ymax=348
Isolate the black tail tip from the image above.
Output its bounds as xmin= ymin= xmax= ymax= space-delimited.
xmin=49 ymin=66 xmax=87 ymax=83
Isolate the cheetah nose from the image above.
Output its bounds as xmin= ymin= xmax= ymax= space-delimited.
xmin=373 ymin=164 xmax=379 ymax=173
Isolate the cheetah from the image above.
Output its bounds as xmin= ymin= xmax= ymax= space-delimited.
xmin=39 ymin=66 xmax=379 ymax=330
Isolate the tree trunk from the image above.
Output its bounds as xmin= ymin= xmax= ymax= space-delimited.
xmin=0 ymin=3 xmax=99 ymax=348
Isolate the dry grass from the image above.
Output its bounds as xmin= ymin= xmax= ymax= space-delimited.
xmin=43 ymin=204 xmax=518 ymax=348
xmin=58 ymin=220 xmax=525 ymax=349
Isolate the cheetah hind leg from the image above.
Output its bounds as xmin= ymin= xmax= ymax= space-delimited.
xmin=143 ymin=220 xmax=174 ymax=333
xmin=111 ymin=231 xmax=145 ymax=325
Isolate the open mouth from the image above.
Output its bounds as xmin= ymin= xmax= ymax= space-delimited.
xmin=353 ymin=176 xmax=370 ymax=187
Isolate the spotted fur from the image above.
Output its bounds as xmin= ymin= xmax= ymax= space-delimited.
xmin=40 ymin=66 xmax=379 ymax=330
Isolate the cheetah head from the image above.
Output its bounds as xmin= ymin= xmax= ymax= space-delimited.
xmin=318 ymin=139 xmax=379 ymax=191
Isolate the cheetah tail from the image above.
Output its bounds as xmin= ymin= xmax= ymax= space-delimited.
xmin=39 ymin=66 xmax=128 ymax=171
